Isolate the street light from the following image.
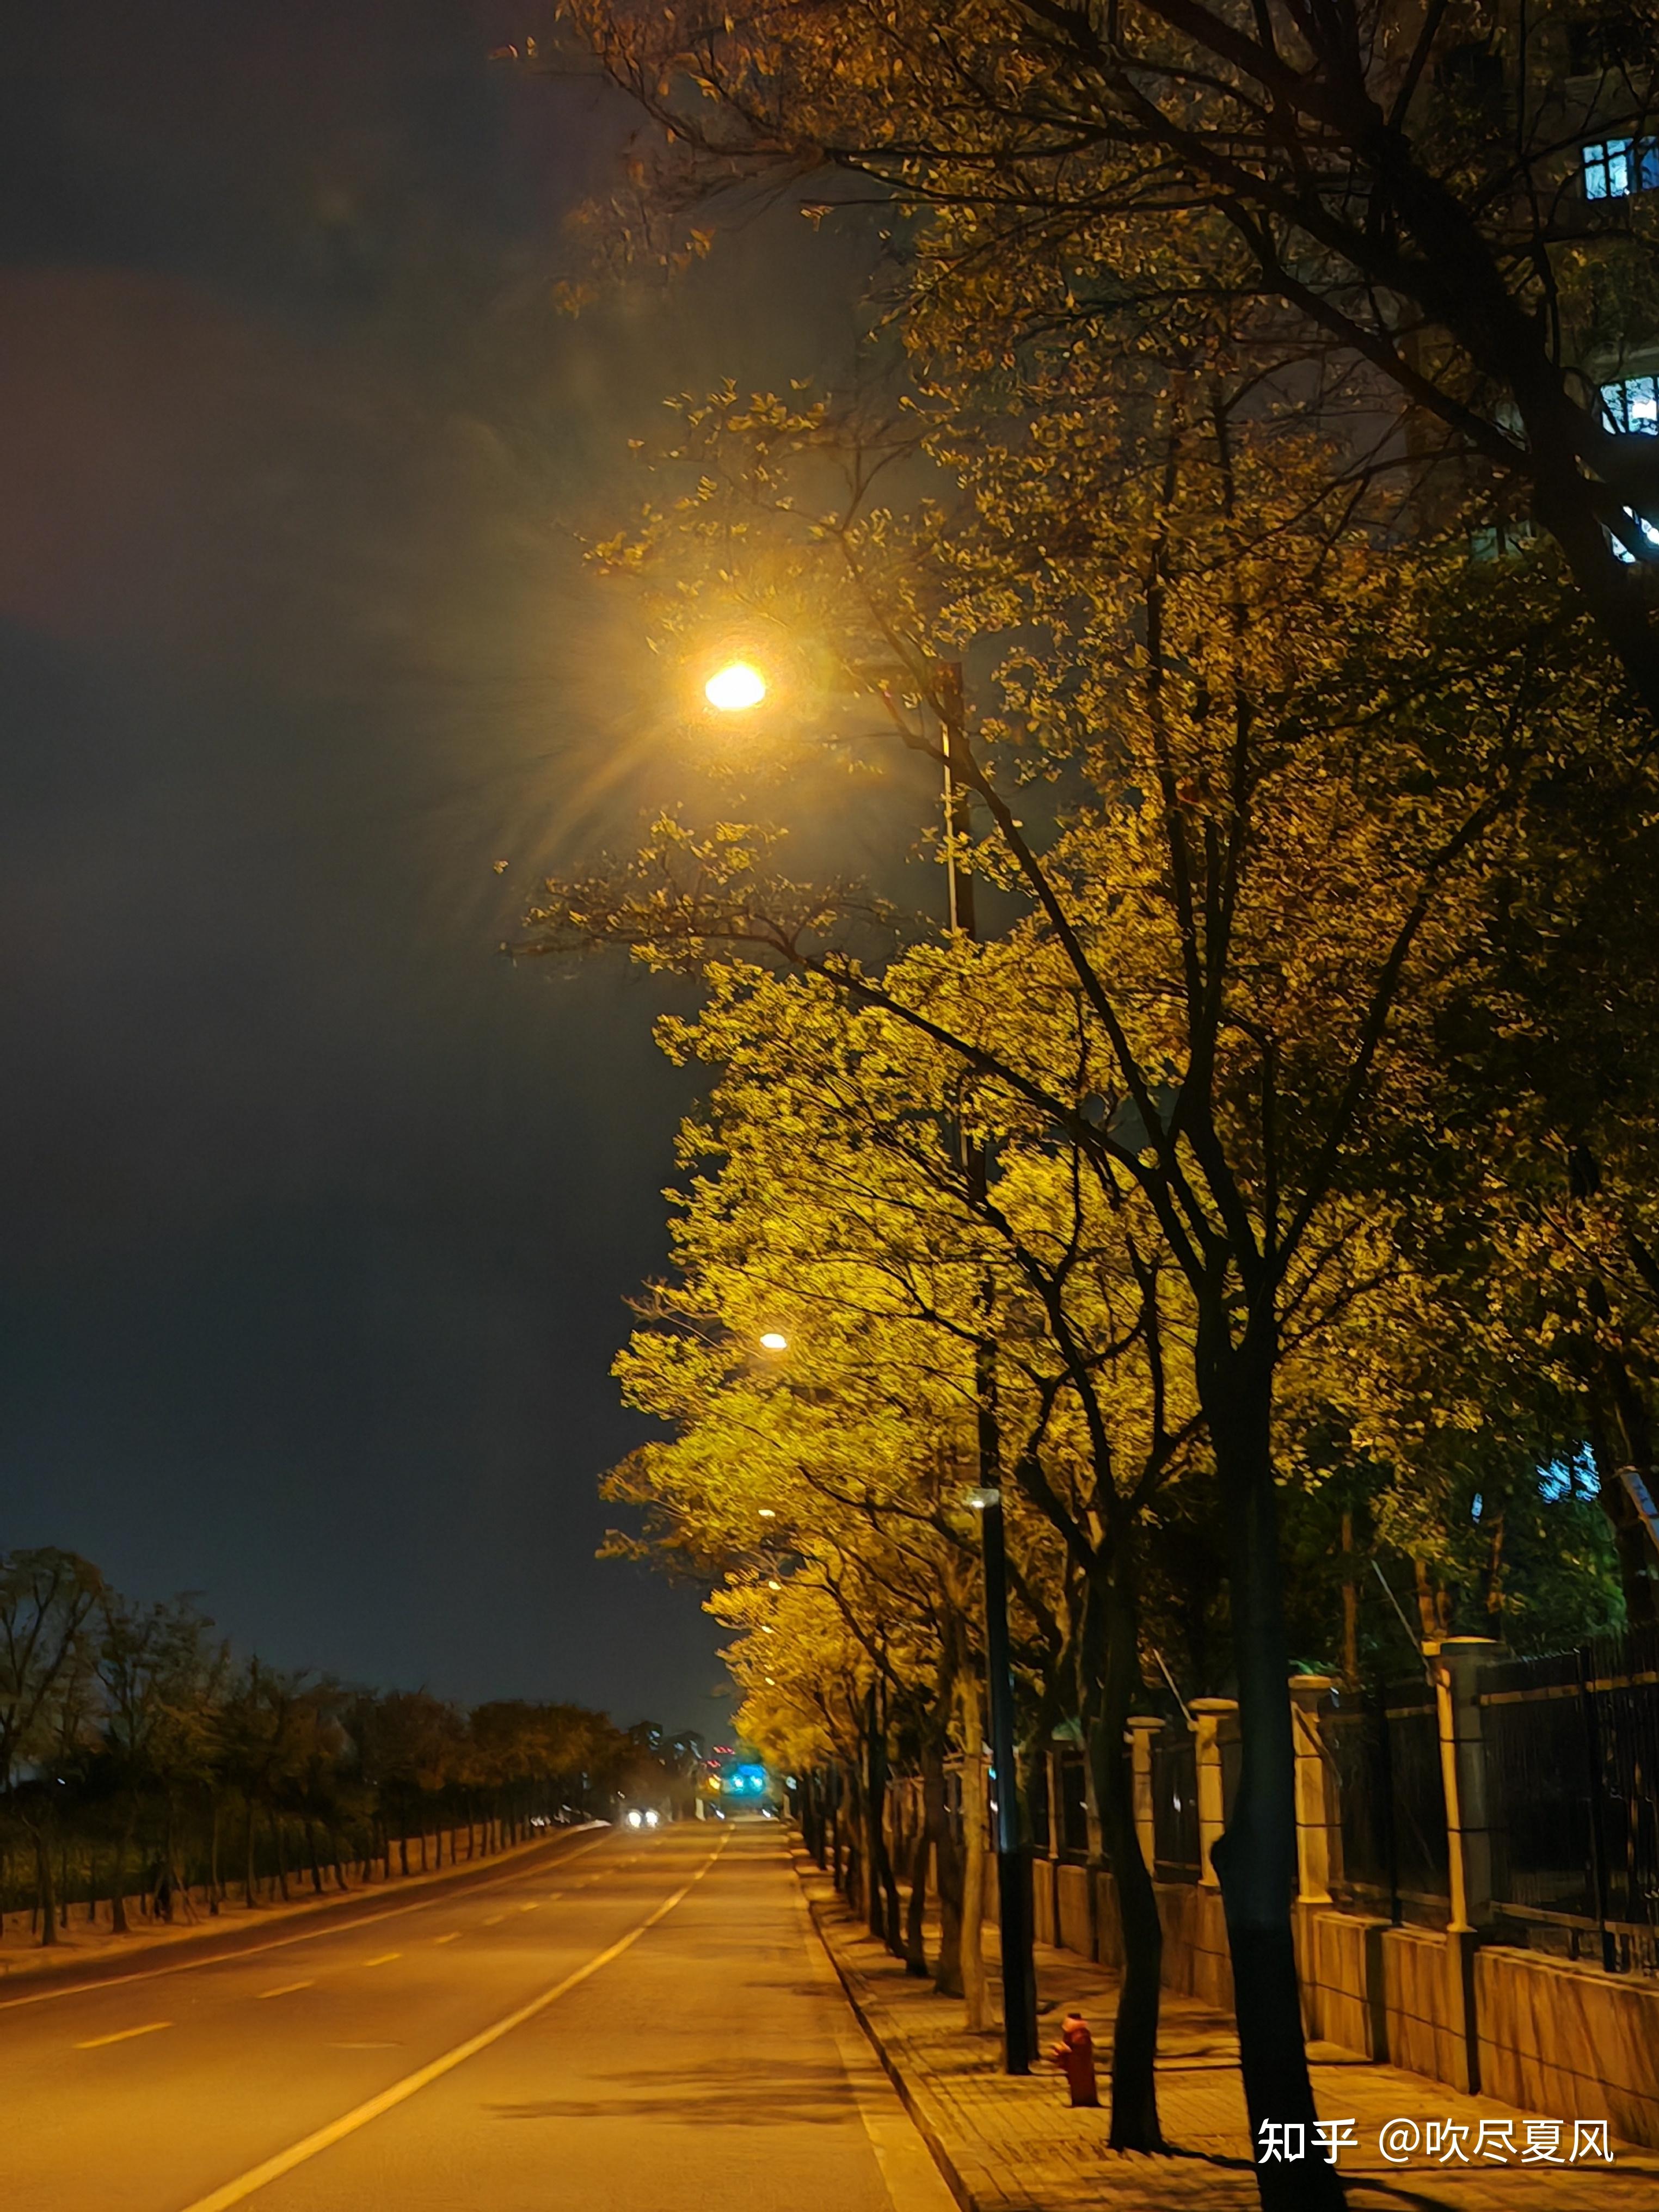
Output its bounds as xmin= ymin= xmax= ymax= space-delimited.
xmin=759 ymin=1330 xmax=790 ymax=1351
xmin=703 ymin=644 xmax=1036 ymax=2076
xmin=705 ymin=661 xmax=767 ymax=712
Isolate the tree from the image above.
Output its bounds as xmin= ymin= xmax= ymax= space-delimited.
xmin=0 ymin=1550 xmax=105 ymax=1944
xmin=95 ymin=1594 xmax=226 ymax=1931
xmin=555 ymin=0 xmax=1659 ymax=719
xmin=605 ymin=947 xmax=1224 ymax=2139
xmin=520 ymin=348 xmax=1648 ymax=2199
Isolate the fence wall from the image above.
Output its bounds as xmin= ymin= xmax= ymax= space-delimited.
xmin=998 ymin=1632 xmax=1659 ymax=2148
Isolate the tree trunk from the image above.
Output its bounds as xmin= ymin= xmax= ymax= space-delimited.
xmin=1083 ymin=1548 xmax=1165 ymax=2152
xmin=306 ymin=1818 xmax=324 ymax=1895
xmin=1204 ymin=1338 xmax=1345 ymax=2211
xmin=904 ymin=1813 xmax=930 ymax=1976
xmin=208 ymin=1798 xmax=222 ymax=1915
xmin=925 ymin=1740 xmax=964 ymax=1996
xmin=273 ymin=1811 xmax=291 ymax=1904
xmin=244 ymin=1799 xmax=260 ymax=1908
xmin=865 ymin=1689 xmax=902 ymax=1953
xmin=35 ymin=1828 xmax=58 ymax=1946
xmin=112 ymin=1812 xmax=134 ymax=1937
xmin=957 ymin=1678 xmax=990 ymax=2033
xmin=1588 ymin=1391 xmax=1659 ymax=1631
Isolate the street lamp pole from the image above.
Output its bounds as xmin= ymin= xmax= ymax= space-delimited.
xmin=939 ymin=662 xmax=1039 ymax=2077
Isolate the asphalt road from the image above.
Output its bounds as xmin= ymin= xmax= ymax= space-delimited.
xmin=3 ymin=1820 xmax=955 ymax=2212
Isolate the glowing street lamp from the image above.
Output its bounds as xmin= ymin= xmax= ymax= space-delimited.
xmin=704 ymin=661 xmax=767 ymax=712
xmin=759 ymin=1330 xmax=789 ymax=1351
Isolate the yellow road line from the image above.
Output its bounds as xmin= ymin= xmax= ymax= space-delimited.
xmin=257 ymin=1981 xmax=315 ymax=2000
xmin=432 ymin=1932 xmax=459 ymax=1945
xmin=481 ymin=1914 xmax=506 ymax=1926
xmin=76 ymin=2020 xmax=171 ymax=2049
xmin=175 ymin=1842 xmax=726 ymax=2212
xmin=359 ymin=1952 xmax=400 ymax=1968
xmin=517 ymin=1902 xmax=539 ymax=1913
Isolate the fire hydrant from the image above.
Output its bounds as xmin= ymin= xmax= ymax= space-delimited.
xmin=1048 ymin=2010 xmax=1100 ymax=2108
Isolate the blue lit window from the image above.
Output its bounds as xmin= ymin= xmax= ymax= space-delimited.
xmin=1583 ymin=137 xmax=1659 ymax=199
xmin=1600 ymin=374 xmax=1659 ymax=561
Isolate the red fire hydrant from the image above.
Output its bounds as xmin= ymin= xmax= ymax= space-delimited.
xmin=1048 ymin=2011 xmax=1101 ymax=2108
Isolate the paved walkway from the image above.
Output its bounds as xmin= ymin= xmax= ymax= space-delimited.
xmin=797 ymin=1858 xmax=1659 ymax=2211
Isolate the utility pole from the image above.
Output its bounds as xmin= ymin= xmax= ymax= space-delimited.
xmin=939 ymin=660 xmax=1039 ymax=2076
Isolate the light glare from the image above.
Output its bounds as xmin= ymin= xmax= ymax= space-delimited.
xmin=759 ymin=1330 xmax=789 ymax=1351
xmin=705 ymin=661 xmax=767 ymax=711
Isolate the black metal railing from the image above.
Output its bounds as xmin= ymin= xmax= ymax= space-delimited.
xmin=1322 ymin=1678 xmax=1449 ymax=1924
xmin=1480 ymin=1625 xmax=1659 ymax=1970
xmin=1151 ymin=1728 xmax=1200 ymax=1882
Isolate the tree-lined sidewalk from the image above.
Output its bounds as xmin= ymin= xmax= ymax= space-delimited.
xmin=797 ymin=1855 xmax=1659 ymax=2212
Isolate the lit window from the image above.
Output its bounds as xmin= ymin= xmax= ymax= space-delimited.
xmin=1600 ymin=374 xmax=1659 ymax=562
xmin=1582 ymin=137 xmax=1659 ymax=200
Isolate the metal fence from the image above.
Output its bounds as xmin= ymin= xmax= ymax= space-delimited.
xmin=1480 ymin=1625 xmax=1659 ymax=1970
xmin=1321 ymin=1678 xmax=1450 ymax=1924
xmin=1151 ymin=1728 xmax=1201 ymax=1881
xmin=1055 ymin=1747 xmax=1090 ymax=1858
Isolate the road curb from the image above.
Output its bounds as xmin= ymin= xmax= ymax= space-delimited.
xmin=791 ymin=1850 xmax=983 ymax=2212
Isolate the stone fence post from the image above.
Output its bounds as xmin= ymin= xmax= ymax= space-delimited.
xmin=1288 ymin=1674 xmax=1340 ymax=1905
xmin=1427 ymin=1634 xmax=1501 ymax=2093
xmin=1427 ymin=1637 xmax=1500 ymax=1936
xmin=1125 ymin=1716 xmax=1162 ymax=1875
xmin=1190 ymin=1698 xmax=1237 ymax=1889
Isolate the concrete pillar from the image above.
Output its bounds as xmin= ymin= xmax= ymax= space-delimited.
xmin=1190 ymin=1698 xmax=1238 ymax=1889
xmin=1125 ymin=1716 xmax=1163 ymax=1875
xmin=1425 ymin=1635 xmax=1501 ymax=2094
xmin=1288 ymin=1675 xmax=1339 ymax=1906
xmin=1425 ymin=1637 xmax=1500 ymax=1935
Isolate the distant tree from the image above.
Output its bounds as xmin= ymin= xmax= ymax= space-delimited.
xmin=95 ymin=1594 xmax=226 ymax=1931
xmin=0 ymin=1550 xmax=105 ymax=1944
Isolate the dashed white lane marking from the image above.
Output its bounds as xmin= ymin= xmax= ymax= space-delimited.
xmin=174 ymin=1842 xmax=728 ymax=2212
xmin=481 ymin=1914 xmax=506 ymax=1927
xmin=432 ymin=1932 xmax=459 ymax=1945
xmin=359 ymin=1953 xmax=400 ymax=1969
xmin=518 ymin=1902 xmax=539 ymax=1913
xmin=257 ymin=1981 xmax=315 ymax=2000
xmin=76 ymin=2020 xmax=172 ymax=2049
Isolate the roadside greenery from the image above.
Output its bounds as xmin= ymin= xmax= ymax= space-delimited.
xmin=518 ymin=7 xmax=1659 ymax=2200
xmin=0 ymin=1547 xmax=674 ymax=1942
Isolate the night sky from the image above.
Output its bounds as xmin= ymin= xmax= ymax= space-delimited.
xmin=0 ymin=1 xmax=884 ymax=1730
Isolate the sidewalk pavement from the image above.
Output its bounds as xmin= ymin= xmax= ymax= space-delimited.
xmin=796 ymin=1857 xmax=1659 ymax=2212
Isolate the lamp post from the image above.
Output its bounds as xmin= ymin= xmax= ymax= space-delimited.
xmin=702 ymin=652 xmax=1038 ymax=2074
xmin=939 ymin=661 xmax=1038 ymax=2076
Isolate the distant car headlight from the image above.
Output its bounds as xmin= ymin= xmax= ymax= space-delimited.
xmin=626 ymin=1809 xmax=642 ymax=1828
xmin=644 ymin=1808 xmax=660 ymax=1828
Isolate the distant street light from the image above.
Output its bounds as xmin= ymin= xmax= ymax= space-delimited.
xmin=759 ymin=1330 xmax=790 ymax=1351
xmin=705 ymin=661 xmax=767 ymax=712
